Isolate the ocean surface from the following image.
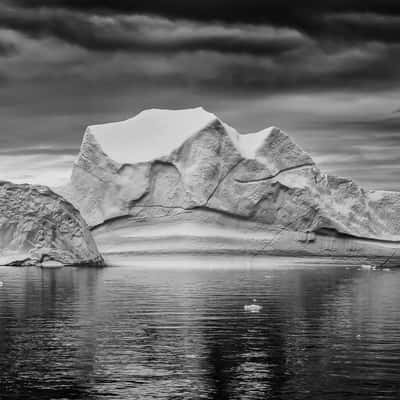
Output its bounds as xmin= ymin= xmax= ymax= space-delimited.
xmin=0 ymin=255 xmax=400 ymax=400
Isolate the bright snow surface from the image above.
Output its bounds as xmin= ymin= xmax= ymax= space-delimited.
xmin=88 ymin=107 xmax=277 ymax=163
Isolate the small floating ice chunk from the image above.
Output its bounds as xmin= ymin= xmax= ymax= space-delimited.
xmin=41 ymin=260 xmax=64 ymax=268
xmin=244 ymin=299 xmax=262 ymax=313
xmin=0 ymin=281 xmax=3 ymax=287
xmin=360 ymin=264 xmax=375 ymax=270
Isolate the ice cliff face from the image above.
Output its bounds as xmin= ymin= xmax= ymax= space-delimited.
xmin=63 ymin=107 xmax=400 ymax=256
xmin=0 ymin=181 xmax=103 ymax=266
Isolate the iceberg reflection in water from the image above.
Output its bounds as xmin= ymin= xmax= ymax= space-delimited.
xmin=0 ymin=255 xmax=400 ymax=399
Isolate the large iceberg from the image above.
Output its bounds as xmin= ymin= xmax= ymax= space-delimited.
xmin=60 ymin=107 xmax=400 ymax=260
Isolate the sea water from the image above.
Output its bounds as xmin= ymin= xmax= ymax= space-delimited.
xmin=0 ymin=256 xmax=399 ymax=399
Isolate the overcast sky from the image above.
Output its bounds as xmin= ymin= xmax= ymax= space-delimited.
xmin=1 ymin=0 xmax=400 ymax=189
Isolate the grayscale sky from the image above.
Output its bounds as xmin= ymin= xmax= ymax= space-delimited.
xmin=1 ymin=0 xmax=400 ymax=189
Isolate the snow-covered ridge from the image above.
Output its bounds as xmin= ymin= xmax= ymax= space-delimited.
xmin=236 ymin=127 xmax=279 ymax=159
xmin=88 ymin=107 xmax=217 ymax=163
xmin=87 ymin=107 xmax=280 ymax=163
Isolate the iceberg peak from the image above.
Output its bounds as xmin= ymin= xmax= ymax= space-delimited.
xmin=87 ymin=107 xmax=218 ymax=164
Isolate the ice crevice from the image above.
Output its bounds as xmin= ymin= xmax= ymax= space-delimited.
xmin=234 ymin=163 xmax=315 ymax=184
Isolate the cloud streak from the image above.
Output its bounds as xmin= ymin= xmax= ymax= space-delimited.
xmin=10 ymin=1 xmax=400 ymax=47
xmin=0 ymin=5 xmax=308 ymax=55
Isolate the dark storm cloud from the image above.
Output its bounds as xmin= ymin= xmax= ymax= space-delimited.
xmin=0 ymin=37 xmax=17 ymax=56
xmin=12 ymin=1 xmax=400 ymax=22
xmin=0 ymin=4 xmax=307 ymax=56
xmin=333 ymin=115 xmax=400 ymax=133
xmin=11 ymin=0 xmax=400 ymax=43
xmin=1 ymin=0 xmax=400 ymax=95
xmin=2 ymin=1 xmax=400 ymax=96
xmin=190 ymin=42 xmax=400 ymax=94
xmin=323 ymin=13 xmax=400 ymax=43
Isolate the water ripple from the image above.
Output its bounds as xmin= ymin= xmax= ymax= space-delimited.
xmin=1 ymin=259 xmax=400 ymax=399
